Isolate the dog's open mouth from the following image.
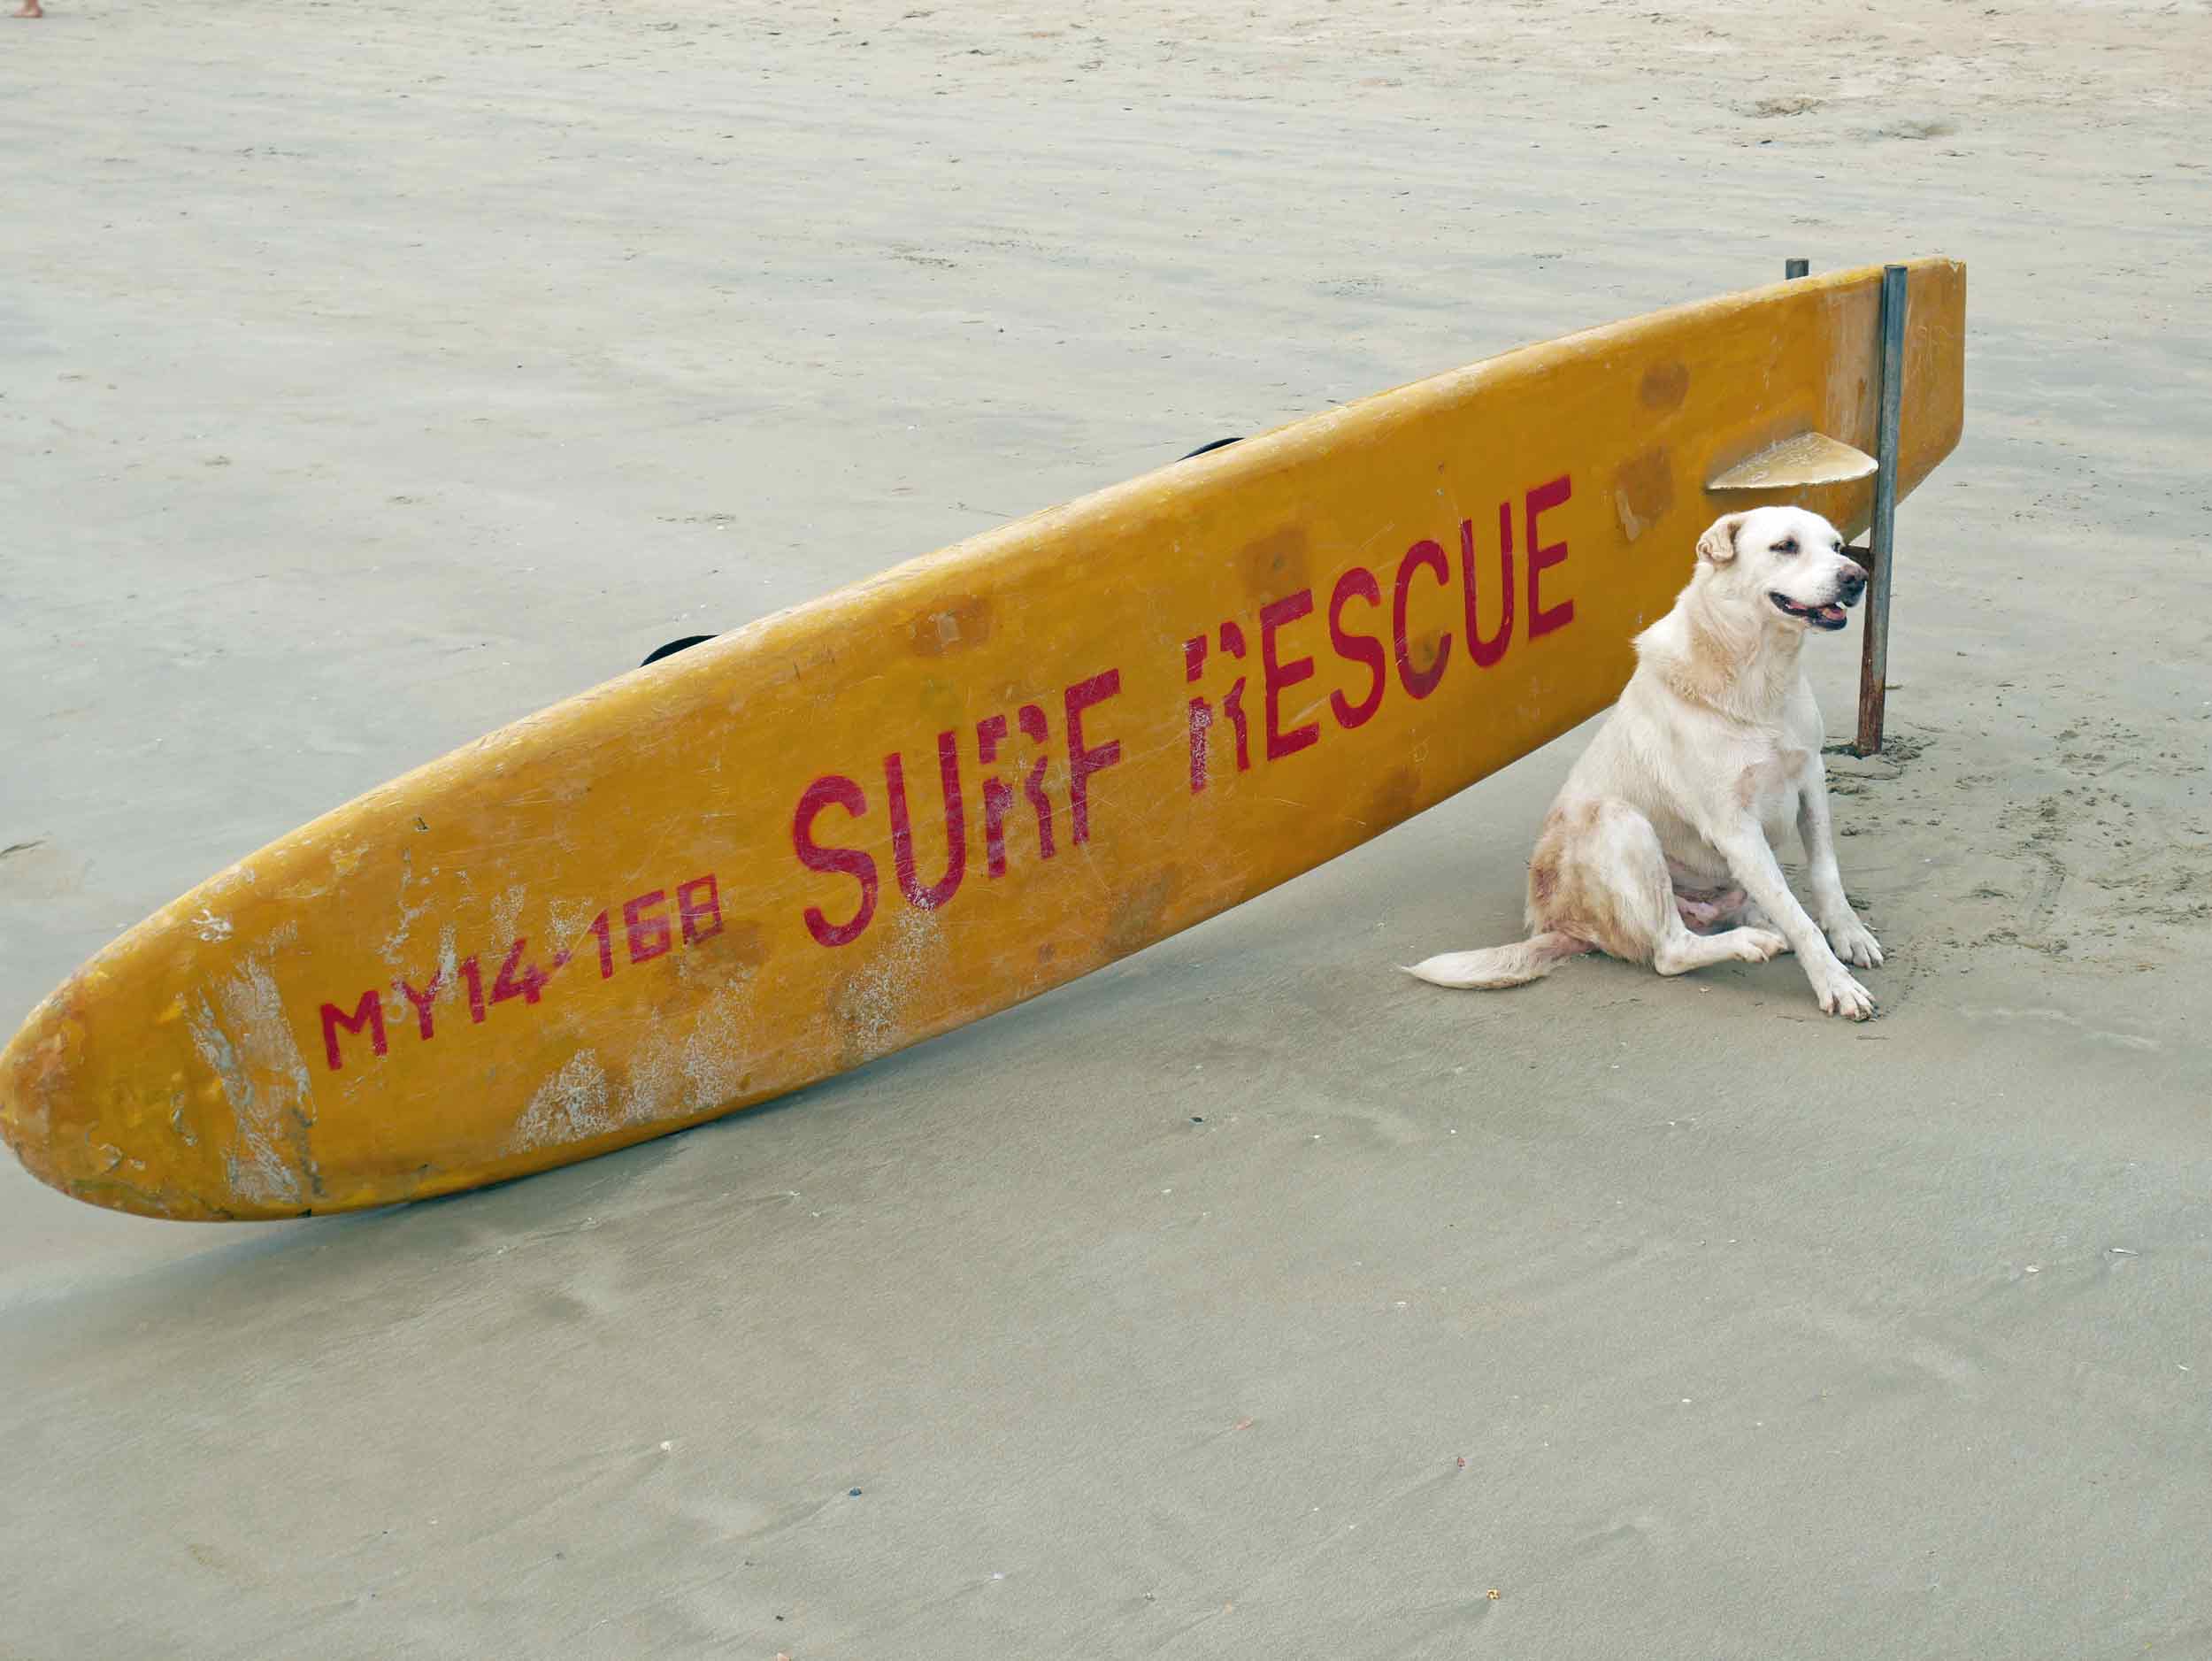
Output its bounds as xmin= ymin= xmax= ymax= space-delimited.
xmin=1770 ymin=593 xmax=1851 ymax=631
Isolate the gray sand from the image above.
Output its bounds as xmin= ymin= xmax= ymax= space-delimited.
xmin=4 ymin=2 xmax=2209 ymax=1655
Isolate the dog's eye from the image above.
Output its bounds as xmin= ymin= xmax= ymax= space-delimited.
xmin=1775 ymin=538 xmax=1798 ymax=556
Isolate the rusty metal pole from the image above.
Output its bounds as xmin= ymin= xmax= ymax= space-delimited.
xmin=1855 ymin=264 xmax=1909 ymax=754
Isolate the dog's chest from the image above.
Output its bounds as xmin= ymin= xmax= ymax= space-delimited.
xmin=1741 ymin=746 xmax=1814 ymax=846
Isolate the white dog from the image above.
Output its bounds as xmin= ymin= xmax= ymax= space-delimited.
xmin=1406 ymin=505 xmax=1883 ymax=1019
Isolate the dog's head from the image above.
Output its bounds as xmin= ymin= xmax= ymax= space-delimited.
xmin=1694 ymin=507 xmax=1868 ymax=634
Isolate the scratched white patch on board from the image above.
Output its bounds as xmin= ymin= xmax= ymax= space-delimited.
xmin=380 ymin=853 xmax=429 ymax=969
xmin=490 ymin=883 xmax=527 ymax=945
xmin=619 ymin=1024 xmax=682 ymax=1127
xmin=222 ymin=958 xmax=318 ymax=1186
xmin=184 ymin=950 xmax=320 ymax=1206
xmin=547 ymin=896 xmax=596 ymax=950
xmin=680 ymin=974 xmax=752 ymax=1112
xmin=510 ymin=1051 xmax=614 ymax=1151
xmin=561 ymin=969 xmax=761 ymax=1141
xmin=224 ymin=960 xmax=311 ymax=1094
xmin=204 ymin=860 xmax=260 ymax=901
xmin=436 ymin=923 xmax=459 ymax=1000
xmin=187 ymin=959 xmax=311 ymax=1208
xmin=191 ymin=908 xmax=234 ymax=942
xmin=838 ymin=906 xmax=949 ymax=1062
xmin=186 ymin=996 xmax=287 ymax=1203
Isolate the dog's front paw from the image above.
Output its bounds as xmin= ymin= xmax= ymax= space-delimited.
xmin=1809 ymin=959 xmax=1876 ymax=1021
xmin=1823 ymin=913 xmax=1884 ymax=970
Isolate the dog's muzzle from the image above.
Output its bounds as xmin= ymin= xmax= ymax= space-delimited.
xmin=1771 ymin=555 xmax=1869 ymax=632
xmin=1770 ymin=591 xmax=1853 ymax=630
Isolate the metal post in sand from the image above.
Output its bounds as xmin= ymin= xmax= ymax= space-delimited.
xmin=1855 ymin=263 xmax=1909 ymax=754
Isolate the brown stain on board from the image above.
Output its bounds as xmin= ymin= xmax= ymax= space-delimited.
xmin=1640 ymin=362 xmax=1690 ymax=411
xmin=1238 ymin=527 xmax=1309 ymax=597
xmin=1415 ymin=629 xmax=1449 ymax=677
xmin=672 ymin=919 xmax=767 ymax=986
xmin=718 ymin=920 xmax=767 ymax=969
xmin=1366 ymin=765 xmax=1421 ymax=830
xmin=1612 ymin=446 xmax=1676 ymax=543
xmin=906 ymin=596 xmax=992 ymax=657
xmin=1103 ymin=867 xmax=1181 ymax=958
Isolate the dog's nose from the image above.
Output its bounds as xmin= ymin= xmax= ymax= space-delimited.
xmin=1838 ymin=562 xmax=1868 ymax=599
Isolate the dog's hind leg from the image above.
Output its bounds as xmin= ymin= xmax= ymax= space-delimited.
xmin=1652 ymin=919 xmax=1789 ymax=975
xmin=1548 ymin=804 xmax=1785 ymax=975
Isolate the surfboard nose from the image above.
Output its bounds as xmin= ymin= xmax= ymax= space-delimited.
xmin=0 ymin=965 xmax=233 ymax=1222
xmin=1 ymin=982 xmax=96 ymax=1208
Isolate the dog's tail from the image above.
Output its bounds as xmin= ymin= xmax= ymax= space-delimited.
xmin=1401 ymin=931 xmax=1589 ymax=990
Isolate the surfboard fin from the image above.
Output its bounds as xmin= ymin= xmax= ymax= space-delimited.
xmin=1705 ymin=430 xmax=1877 ymax=492
xmin=1179 ymin=436 xmax=1245 ymax=462
xmin=641 ymin=634 xmax=717 ymax=667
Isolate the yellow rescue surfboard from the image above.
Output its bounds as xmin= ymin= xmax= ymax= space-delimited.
xmin=2 ymin=260 xmax=1966 ymax=1220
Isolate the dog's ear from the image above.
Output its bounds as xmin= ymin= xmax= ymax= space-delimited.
xmin=1696 ymin=512 xmax=1750 ymax=565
